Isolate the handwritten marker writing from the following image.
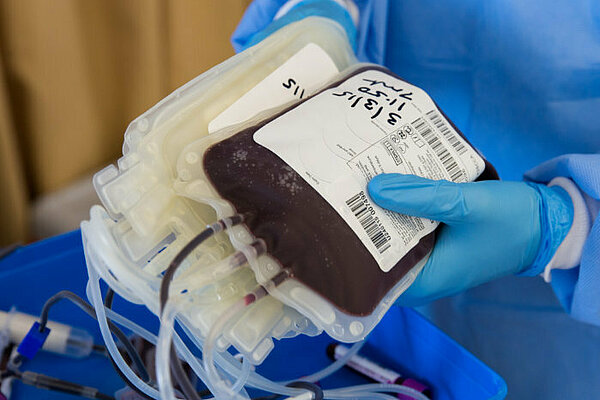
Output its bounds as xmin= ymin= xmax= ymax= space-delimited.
xmin=326 ymin=343 xmax=431 ymax=399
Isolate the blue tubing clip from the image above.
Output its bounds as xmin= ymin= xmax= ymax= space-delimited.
xmin=16 ymin=322 xmax=51 ymax=360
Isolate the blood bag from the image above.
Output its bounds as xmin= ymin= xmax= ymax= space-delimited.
xmin=175 ymin=64 xmax=498 ymax=342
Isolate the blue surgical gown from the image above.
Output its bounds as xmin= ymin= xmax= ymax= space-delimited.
xmin=234 ymin=1 xmax=600 ymax=398
xmin=350 ymin=1 xmax=600 ymax=399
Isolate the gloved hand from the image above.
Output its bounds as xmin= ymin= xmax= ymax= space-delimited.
xmin=232 ymin=0 xmax=357 ymax=52
xmin=367 ymin=174 xmax=574 ymax=307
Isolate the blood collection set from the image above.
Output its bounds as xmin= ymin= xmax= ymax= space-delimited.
xmin=82 ymin=17 xmax=356 ymax=367
xmin=80 ymin=16 xmax=497 ymax=400
xmin=181 ymin=64 xmax=497 ymax=344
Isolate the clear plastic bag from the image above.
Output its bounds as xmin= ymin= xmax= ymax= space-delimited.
xmin=82 ymin=16 xmax=357 ymax=364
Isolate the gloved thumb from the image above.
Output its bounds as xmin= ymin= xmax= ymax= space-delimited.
xmin=367 ymin=174 xmax=473 ymax=224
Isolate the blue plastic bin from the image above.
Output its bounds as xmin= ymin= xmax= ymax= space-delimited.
xmin=0 ymin=231 xmax=506 ymax=399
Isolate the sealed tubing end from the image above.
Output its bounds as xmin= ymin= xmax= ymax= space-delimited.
xmin=62 ymin=327 xmax=94 ymax=358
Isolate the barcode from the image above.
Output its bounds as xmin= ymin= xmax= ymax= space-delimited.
xmin=346 ymin=192 xmax=391 ymax=254
xmin=426 ymin=110 xmax=467 ymax=155
xmin=412 ymin=118 xmax=465 ymax=182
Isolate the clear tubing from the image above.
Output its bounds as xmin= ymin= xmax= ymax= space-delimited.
xmin=285 ymin=340 xmax=365 ymax=384
xmin=102 ymin=290 xmax=223 ymax=395
xmin=91 ymin=283 xmax=420 ymax=400
xmin=105 ymin=308 xmax=157 ymax=345
xmin=155 ymin=298 xmax=222 ymax=399
xmin=179 ymin=323 xmax=304 ymax=397
xmin=172 ymin=333 xmax=212 ymax=387
xmin=85 ymin=266 xmax=160 ymax=399
xmin=90 ymin=285 xmax=220 ymax=397
xmin=105 ymin=304 xmax=209 ymax=386
xmin=90 ymin=259 xmax=403 ymax=400
xmin=87 ymin=247 xmax=213 ymax=388
xmin=324 ymin=394 xmax=397 ymax=400
xmin=87 ymin=262 xmax=223 ymax=399
xmin=181 ymin=313 xmax=363 ymax=392
xmin=179 ymin=318 xmax=319 ymax=398
xmin=92 ymin=257 xmax=214 ymax=397
xmin=107 ymin=304 xmax=209 ymax=388
xmin=203 ymin=298 xmax=247 ymax=399
xmin=231 ymin=356 xmax=252 ymax=395
xmin=156 ymin=301 xmax=178 ymax=400
xmin=326 ymin=383 xmax=430 ymax=400
xmin=87 ymin=227 xmax=301 ymax=396
xmin=217 ymin=350 xmax=302 ymax=396
xmin=159 ymin=295 xmax=232 ymax=398
xmin=179 ymin=319 xmax=411 ymax=400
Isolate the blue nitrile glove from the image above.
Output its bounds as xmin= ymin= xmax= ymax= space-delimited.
xmin=232 ymin=0 xmax=358 ymax=52
xmin=367 ymin=174 xmax=575 ymax=307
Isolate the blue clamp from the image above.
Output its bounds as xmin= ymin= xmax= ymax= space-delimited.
xmin=17 ymin=322 xmax=51 ymax=360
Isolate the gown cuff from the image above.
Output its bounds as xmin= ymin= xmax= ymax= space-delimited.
xmin=542 ymin=177 xmax=593 ymax=282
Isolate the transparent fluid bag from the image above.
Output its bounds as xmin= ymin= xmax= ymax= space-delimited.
xmin=82 ymin=17 xmax=357 ymax=365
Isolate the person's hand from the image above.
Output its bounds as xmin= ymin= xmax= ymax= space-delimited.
xmin=367 ymin=174 xmax=574 ymax=307
xmin=232 ymin=0 xmax=357 ymax=52
xmin=231 ymin=0 xmax=286 ymax=52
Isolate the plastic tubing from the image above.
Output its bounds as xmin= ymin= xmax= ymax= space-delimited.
xmin=324 ymin=394 xmax=397 ymax=400
xmin=179 ymin=319 xmax=339 ymax=398
xmin=179 ymin=323 xmax=304 ymax=397
xmin=173 ymin=333 xmax=212 ymax=387
xmin=156 ymin=301 xmax=179 ymax=400
xmin=178 ymin=314 xmax=303 ymax=397
xmin=93 ymin=283 xmax=413 ymax=400
xmin=155 ymin=296 xmax=225 ymax=398
xmin=105 ymin=308 xmax=156 ymax=345
xmin=203 ymin=299 xmax=247 ymax=400
xmin=87 ymin=278 xmax=221 ymax=397
xmin=156 ymin=296 xmax=212 ymax=400
xmin=107 ymin=303 xmax=206 ymax=388
xmin=87 ymin=264 xmax=232 ymax=398
xmin=217 ymin=349 xmax=301 ymax=396
xmin=88 ymin=250 xmax=398 ymax=400
xmin=326 ymin=383 xmax=430 ymax=400
xmin=179 ymin=312 xmax=361 ymax=391
xmin=162 ymin=305 xmax=251 ymax=399
xmin=86 ymin=224 xmax=308 ymax=397
xmin=99 ymin=288 xmax=222 ymax=395
xmin=284 ymin=340 xmax=365 ymax=384
xmin=231 ymin=356 xmax=252 ymax=395
xmin=85 ymin=265 xmax=160 ymax=399
xmin=106 ymin=305 xmax=207 ymax=386
xmin=147 ymin=295 xmax=217 ymax=394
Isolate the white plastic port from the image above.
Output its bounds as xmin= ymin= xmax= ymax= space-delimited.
xmin=227 ymin=297 xmax=283 ymax=353
xmin=125 ymin=184 xmax=174 ymax=237
xmin=252 ymin=338 xmax=274 ymax=364
xmin=290 ymin=286 xmax=336 ymax=325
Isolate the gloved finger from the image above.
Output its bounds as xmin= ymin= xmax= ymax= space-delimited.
xmin=232 ymin=0 xmax=288 ymax=52
xmin=394 ymin=225 xmax=512 ymax=307
xmin=367 ymin=174 xmax=471 ymax=224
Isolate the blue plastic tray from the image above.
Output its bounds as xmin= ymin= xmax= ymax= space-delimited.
xmin=0 ymin=231 xmax=506 ymax=399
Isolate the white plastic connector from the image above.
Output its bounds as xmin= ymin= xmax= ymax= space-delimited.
xmin=0 ymin=310 xmax=93 ymax=358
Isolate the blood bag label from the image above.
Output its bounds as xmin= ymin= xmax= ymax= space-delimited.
xmin=254 ymin=69 xmax=485 ymax=272
xmin=208 ymin=43 xmax=339 ymax=133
